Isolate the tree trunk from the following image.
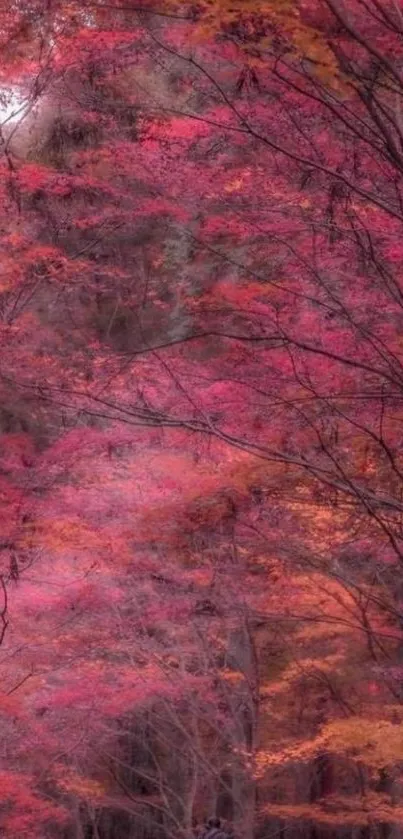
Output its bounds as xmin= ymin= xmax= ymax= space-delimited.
xmin=227 ymin=617 xmax=259 ymax=839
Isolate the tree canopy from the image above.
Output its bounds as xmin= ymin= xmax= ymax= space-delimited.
xmin=0 ymin=1 xmax=402 ymax=838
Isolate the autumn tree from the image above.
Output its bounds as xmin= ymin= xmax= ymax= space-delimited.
xmin=0 ymin=1 xmax=403 ymax=839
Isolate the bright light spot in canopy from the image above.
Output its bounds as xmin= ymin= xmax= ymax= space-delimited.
xmin=0 ymin=87 xmax=31 ymax=125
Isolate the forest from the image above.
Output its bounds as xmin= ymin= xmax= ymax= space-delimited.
xmin=0 ymin=0 xmax=402 ymax=837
